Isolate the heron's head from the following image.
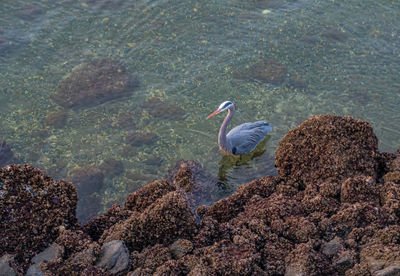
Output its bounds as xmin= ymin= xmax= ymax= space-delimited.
xmin=207 ymin=101 xmax=234 ymax=119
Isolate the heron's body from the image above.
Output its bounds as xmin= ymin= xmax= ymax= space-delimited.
xmin=207 ymin=101 xmax=271 ymax=155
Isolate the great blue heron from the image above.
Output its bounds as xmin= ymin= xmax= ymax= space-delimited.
xmin=207 ymin=101 xmax=272 ymax=155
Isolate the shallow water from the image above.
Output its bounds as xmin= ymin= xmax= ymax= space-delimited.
xmin=1 ymin=0 xmax=399 ymax=220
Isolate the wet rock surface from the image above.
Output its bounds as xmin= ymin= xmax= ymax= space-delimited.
xmin=1 ymin=114 xmax=400 ymax=275
xmin=52 ymin=59 xmax=138 ymax=109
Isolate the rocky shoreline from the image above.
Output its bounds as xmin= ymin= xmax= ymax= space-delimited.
xmin=1 ymin=114 xmax=400 ymax=275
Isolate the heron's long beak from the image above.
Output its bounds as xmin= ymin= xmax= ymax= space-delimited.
xmin=207 ymin=109 xmax=220 ymax=119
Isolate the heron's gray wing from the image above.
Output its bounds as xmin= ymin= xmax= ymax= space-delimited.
xmin=227 ymin=121 xmax=271 ymax=154
xmin=228 ymin=121 xmax=268 ymax=134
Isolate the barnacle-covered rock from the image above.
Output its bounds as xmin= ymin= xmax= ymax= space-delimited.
xmin=0 ymin=164 xmax=78 ymax=271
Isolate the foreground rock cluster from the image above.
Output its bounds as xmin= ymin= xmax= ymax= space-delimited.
xmin=1 ymin=114 xmax=400 ymax=275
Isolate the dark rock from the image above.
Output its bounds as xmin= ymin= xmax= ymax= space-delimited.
xmin=52 ymin=59 xmax=138 ymax=109
xmin=125 ymin=132 xmax=158 ymax=147
xmin=275 ymin=115 xmax=379 ymax=187
xmin=321 ymin=238 xmax=343 ymax=257
xmin=0 ymin=165 xmax=78 ymax=272
xmin=333 ymin=251 xmax=355 ymax=274
xmin=67 ymin=166 xmax=104 ymax=196
xmin=0 ymin=254 xmax=16 ymax=276
xmin=322 ymin=27 xmax=347 ymax=42
xmin=233 ymin=58 xmax=287 ymax=85
xmin=99 ymin=158 xmax=124 ymax=178
xmin=18 ymin=4 xmax=44 ymax=20
xmin=0 ymin=141 xmax=14 ymax=167
xmin=44 ymin=110 xmax=68 ymax=129
xmin=96 ymin=240 xmax=130 ymax=275
xmin=142 ymin=97 xmax=186 ymax=120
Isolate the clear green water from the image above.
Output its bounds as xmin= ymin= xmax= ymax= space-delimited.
xmin=1 ymin=0 xmax=399 ymax=219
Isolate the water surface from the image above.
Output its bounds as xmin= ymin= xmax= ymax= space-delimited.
xmin=1 ymin=0 xmax=399 ymax=220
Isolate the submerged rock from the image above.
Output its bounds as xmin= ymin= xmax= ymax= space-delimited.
xmin=125 ymin=132 xmax=158 ymax=147
xmin=233 ymin=58 xmax=287 ymax=85
xmin=0 ymin=140 xmax=14 ymax=167
xmin=99 ymin=158 xmax=124 ymax=178
xmin=322 ymin=27 xmax=347 ymax=42
xmin=44 ymin=110 xmax=68 ymax=129
xmin=52 ymin=59 xmax=138 ymax=109
xmin=67 ymin=166 xmax=104 ymax=196
xmin=17 ymin=3 xmax=44 ymax=20
xmin=142 ymin=97 xmax=186 ymax=120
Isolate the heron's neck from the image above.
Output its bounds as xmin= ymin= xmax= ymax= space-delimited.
xmin=218 ymin=107 xmax=234 ymax=153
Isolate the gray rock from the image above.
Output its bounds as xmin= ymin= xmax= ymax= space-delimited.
xmin=322 ymin=239 xmax=343 ymax=257
xmin=26 ymin=265 xmax=43 ymax=276
xmin=26 ymin=243 xmax=64 ymax=276
xmin=0 ymin=254 xmax=16 ymax=276
xmin=96 ymin=240 xmax=130 ymax=275
xmin=375 ymin=265 xmax=400 ymax=276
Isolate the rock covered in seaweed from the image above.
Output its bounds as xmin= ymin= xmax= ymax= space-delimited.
xmin=0 ymin=164 xmax=78 ymax=272
xmin=275 ymin=115 xmax=379 ymax=187
xmin=52 ymin=59 xmax=138 ymax=109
